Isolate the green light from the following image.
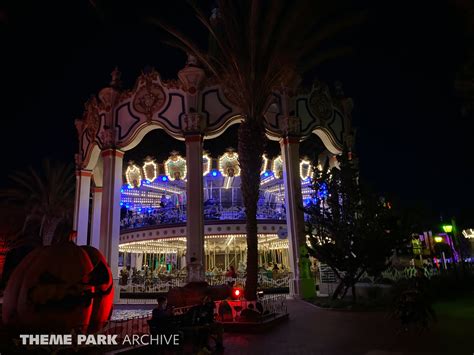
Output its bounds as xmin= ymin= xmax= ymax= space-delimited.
xmin=442 ymin=224 xmax=453 ymax=233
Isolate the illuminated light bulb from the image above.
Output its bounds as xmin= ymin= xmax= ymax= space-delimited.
xmin=164 ymin=152 xmax=187 ymax=181
xmin=203 ymin=154 xmax=211 ymax=176
xmin=125 ymin=163 xmax=143 ymax=188
xmin=272 ymin=156 xmax=283 ymax=179
xmin=219 ymin=151 xmax=240 ymax=177
xmin=143 ymin=159 xmax=158 ymax=182
xmin=299 ymin=159 xmax=312 ymax=180
xmin=261 ymin=154 xmax=269 ymax=174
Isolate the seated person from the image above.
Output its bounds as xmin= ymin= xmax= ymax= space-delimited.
xmin=149 ymin=296 xmax=174 ymax=333
xmin=189 ymin=296 xmax=223 ymax=351
xmin=225 ymin=265 xmax=237 ymax=279
xmin=240 ymin=303 xmax=261 ymax=321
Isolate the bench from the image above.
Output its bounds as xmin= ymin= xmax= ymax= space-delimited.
xmin=148 ymin=304 xmax=224 ymax=352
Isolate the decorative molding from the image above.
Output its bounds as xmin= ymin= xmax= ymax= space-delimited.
xmin=281 ymin=116 xmax=301 ymax=137
xmin=308 ymin=80 xmax=333 ymax=121
xmin=201 ymin=88 xmax=233 ymax=128
xmin=182 ymin=113 xmax=205 ymax=134
xmin=132 ymin=83 xmax=166 ymax=122
xmin=74 ymin=153 xmax=83 ymax=170
xmin=76 ymin=170 xmax=93 ymax=177
xmin=101 ymin=149 xmax=124 ymax=158
xmin=83 ymin=96 xmax=100 ymax=140
xmin=178 ymin=54 xmax=206 ymax=95
xmin=157 ymin=93 xmax=185 ymax=131
xmin=116 ymin=102 xmax=142 ymax=141
xmin=99 ymin=127 xmax=118 ymax=149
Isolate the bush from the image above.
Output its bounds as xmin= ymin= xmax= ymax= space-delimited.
xmin=428 ymin=268 xmax=474 ymax=299
xmin=376 ymin=277 xmax=394 ymax=285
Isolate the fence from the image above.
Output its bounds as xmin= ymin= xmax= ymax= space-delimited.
xmin=103 ymin=297 xmax=286 ymax=338
xmin=102 ymin=315 xmax=151 ymax=340
xmin=120 ymin=273 xmax=293 ymax=294
xmin=120 ymin=202 xmax=286 ymax=231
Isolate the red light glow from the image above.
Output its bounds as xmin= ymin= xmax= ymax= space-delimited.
xmin=231 ymin=287 xmax=242 ymax=299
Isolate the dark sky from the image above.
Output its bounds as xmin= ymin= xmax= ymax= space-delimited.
xmin=0 ymin=1 xmax=472 ymax=226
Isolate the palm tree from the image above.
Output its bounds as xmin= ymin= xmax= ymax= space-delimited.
xmin=0 ymin=160 xmax=75 ymax=246
xmin=154 ymin=0 xmax=364 ymax=300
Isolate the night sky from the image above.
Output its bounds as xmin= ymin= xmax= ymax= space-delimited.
xmin=0 ymin=1 xmax=472 ymax=227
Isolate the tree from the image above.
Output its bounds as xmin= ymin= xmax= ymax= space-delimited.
xmin=152 ymin=0 xmax=365 ymax=300
xmin=305 ymin=150 xmax=406 ymax=300
xmin=0 ymin=160 xmax=75 ymax=246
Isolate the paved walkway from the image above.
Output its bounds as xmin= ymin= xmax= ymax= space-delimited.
xmin=223 ymin=299 xmax=447 ymax=355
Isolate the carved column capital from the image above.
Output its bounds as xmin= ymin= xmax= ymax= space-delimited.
xmin=99 ymin=127 xmax=118 ymax=149
xmin=74 ymin=153 xmax=83 ymax=170
xmin=182 ymin=113 xmax=206 ymax=135
xmin=178 ymin=54 xmax=206 ymax=95
xmin=281 ymin=116 xmax=301 ymax=138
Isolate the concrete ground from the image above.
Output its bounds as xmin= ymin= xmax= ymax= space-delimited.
xmin=221 ymin=299 xmax=468 ymax=355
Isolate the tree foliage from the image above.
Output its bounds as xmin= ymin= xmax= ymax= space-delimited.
xmin=152 ymin=0 xmax=366 ymax=300
xmin=0 ymin=160 xmax=75 ymax=246
xmin=305 ymin=151 xmax=408 ymax=300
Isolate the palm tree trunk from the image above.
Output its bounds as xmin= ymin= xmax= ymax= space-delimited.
xmin=238 ymin=120 xmax=266 ymax=301
xmin=41 ymin=216 xmax=62 ymax=246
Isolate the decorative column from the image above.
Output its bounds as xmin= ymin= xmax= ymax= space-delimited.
xmin=178 ymin=55 xmax=206 ymax=282
xmin=90 ymin=186 xmax=103 ymax=248
xmin=99 ymin=148 xmax=124 ymax=284
xmin=184 ymin=128 xmax=205 ymax=281
xmin=280 ymin=116 xmax=315 ymax=298
xmin=73 ymin=169 xmax=92 ymax=245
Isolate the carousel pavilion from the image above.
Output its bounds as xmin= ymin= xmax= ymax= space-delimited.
xmin=117 ymin=149 xmax=334 ymax=274
xmin=72 ymin=55 xmax=353 ymax=297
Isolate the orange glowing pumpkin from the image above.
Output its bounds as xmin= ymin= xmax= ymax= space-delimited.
xmin=2 ymin=242 xmax=114 ymax=333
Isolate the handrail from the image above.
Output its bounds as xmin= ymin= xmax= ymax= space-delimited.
xmin=120 ymin=203 xmax=286 ymax=230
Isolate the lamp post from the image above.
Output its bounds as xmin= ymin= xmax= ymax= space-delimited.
xmin=434 ymin=236 xmax=447 ymax=269
xmin=442 ymin=223 xmax=458 ymax=265
xmin=442 ymin=224 xmax=453 ymax=234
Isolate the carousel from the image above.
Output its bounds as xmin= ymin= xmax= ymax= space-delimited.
xmin=72 ymin=54 xmax=353 ymax=297
xmin=117 ymin=150 xmax=324 ymax=274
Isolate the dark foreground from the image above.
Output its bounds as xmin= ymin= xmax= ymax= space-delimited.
xmin=1 ymin=297 xmax=472 ymax=355
xmin=219 ymin=298 xmax=471 ymax=355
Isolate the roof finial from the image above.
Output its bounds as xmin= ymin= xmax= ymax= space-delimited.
xmin=110 ymin=66 xmax=122 ymax=88
xmin=186 ymin=52 xmax=199 ymax=67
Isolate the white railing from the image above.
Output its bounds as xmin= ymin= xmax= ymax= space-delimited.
xmin=120 ymin=273 xmax=293 ymax=293
xmin=215 ymin=294 xmax=288 ymax=322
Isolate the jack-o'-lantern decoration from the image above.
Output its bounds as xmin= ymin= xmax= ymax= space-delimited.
xmin=2 ymin=242 xmax=114 ymax=333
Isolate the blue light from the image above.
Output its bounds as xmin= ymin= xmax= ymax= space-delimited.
xmin=148 ymin=209 xmax=152 ymax=213
xmin=161 ymin=176 xmax=168 ymax=182
xmin=317 ymin=182 xmax=328 ymax=199
xmin=263 ymin=171 xmax=269 ymax=177
xmin=125 ymin=205 xmax=130 ymax=209
xmin=121 ymin=188 xmax=124 ymax=193
xmin=120 ymin=202 xmax=123 ymax=206
xmin=211 ymin=170 xmax=218 ymax=177
xmin=138 ymin=208 xmax=141 ymax=212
